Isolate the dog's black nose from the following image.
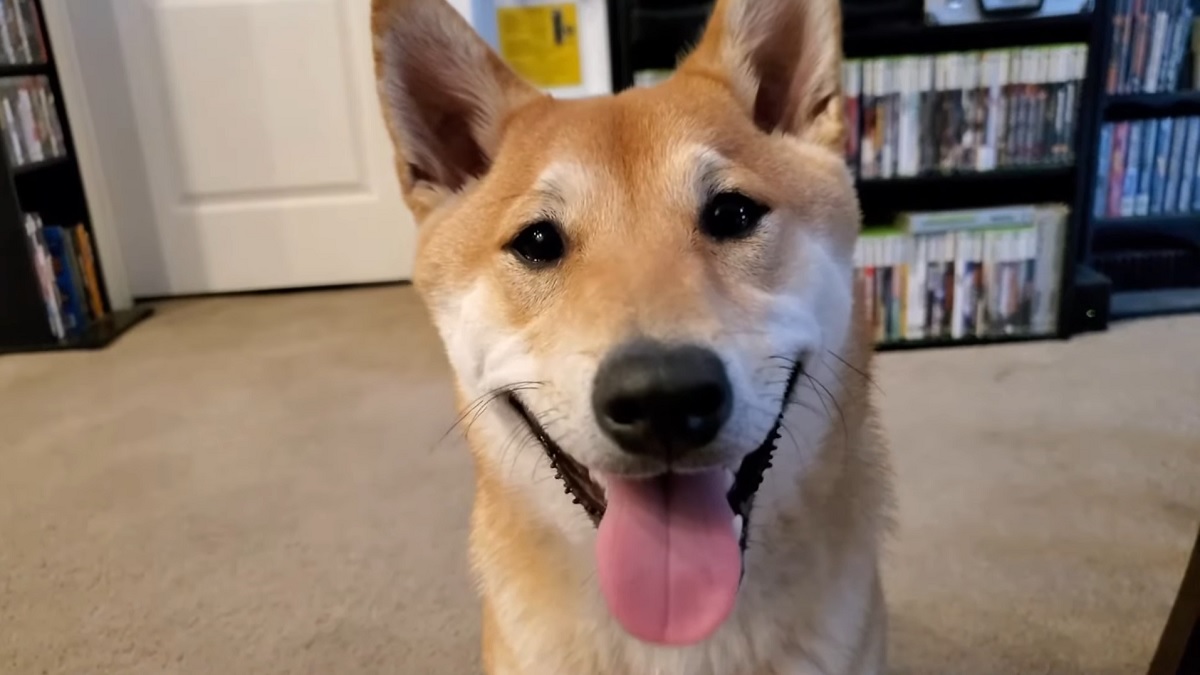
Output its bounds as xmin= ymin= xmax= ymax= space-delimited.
xmin=592 ymin=341 xmax=732 ymax=460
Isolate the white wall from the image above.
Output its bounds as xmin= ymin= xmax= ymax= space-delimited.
xmin=468 ymin=0 xmax=612 ymax=98
xmin=51 ymin=0 xmax=159 ymax=301
xmin=448 ymin=0 xmax=473 ymax=19
xmin=40 ymin=0 xmax=137 ymax=308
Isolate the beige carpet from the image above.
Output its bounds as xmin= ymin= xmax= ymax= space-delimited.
xmin=2 ymin=285 xmax=1198 ymax=675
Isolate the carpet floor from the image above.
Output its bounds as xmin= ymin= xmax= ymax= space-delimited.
xmin=2 ymin=285 xmax=1198 ymax=675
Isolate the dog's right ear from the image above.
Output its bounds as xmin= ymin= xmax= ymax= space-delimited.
xmin=372 ymin=0 xmax=543 ymax=219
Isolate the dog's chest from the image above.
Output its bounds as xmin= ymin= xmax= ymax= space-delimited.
xmin=498 ymin=610 xmax=829 ymax=675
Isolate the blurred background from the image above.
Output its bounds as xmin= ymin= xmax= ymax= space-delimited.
xmin=1 ymin=0 xmax=1198 ymax=673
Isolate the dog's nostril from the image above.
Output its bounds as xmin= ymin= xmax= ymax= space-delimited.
xmin=592 ymin=341 xmax=733 ymax=459
xmin=606 ymin=397 xmax=644 ymax=426
xmin=691 ymin=383 xmax=726 ymax=416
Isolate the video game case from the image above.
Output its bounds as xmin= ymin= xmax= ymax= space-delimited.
xmin=1120 ymin=120 xmax=1143 ymax=217
xmin=1164 ymin=116 xmax=1189 ymax=211
xmin=1164 ymin=0 xmax=1195 ymax=91
xmin=859 ymin=59 xmax=879 ymax=180
xmin=1149 ymin=117 xmax=1175 ymax=215
xmin=0 ymin=0 xmax=46 ymax=65
xmin=0 ymin=75 xmax=68 ymax=168
xmin=23 ymin=213 xmax=65 ymax=339
xmin=1135 ymin=118 xmax=1159 ymax=215
xmin=1133 ymin=0 xmax=1154 ymax=93
xmin=1107 ymin=0 xmax=1130 ymax=92
xmin=1177 ymin=117 xmax=1200 ymax=213
xmin=40 ymin=223 xmax=89 ymax=335
xmin=1093 ymin=124 xmax=1114 ymax=218
xmin=843 ymin=60 xmax=861 ymax=174
xmin=1107 ymin=122 xmax=1130 ymax=217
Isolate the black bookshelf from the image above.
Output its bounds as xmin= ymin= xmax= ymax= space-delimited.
xmin=843 ymin=13 xmax=1094 ymax=60
xmin=856 ymin=167 xmax=1078 ymax=224
xmin=1103 ymin=90 xmax=1200 ymax=120
xmin=606 ymin=1 xmax=1111 ymax=349
xmin=1075 ymin=0 xmax=1200 ymax=322
xmin=0 ymin=0 xmax=151 ymax=354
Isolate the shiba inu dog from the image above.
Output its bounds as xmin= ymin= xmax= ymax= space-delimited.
xmin=371 ymin=0 xmax=893 ymax=672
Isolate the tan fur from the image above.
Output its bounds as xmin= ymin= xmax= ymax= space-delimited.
xmin=373 ymin=0 xmax=893 ymax=672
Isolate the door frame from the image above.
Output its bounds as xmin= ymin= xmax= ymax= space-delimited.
xmin=40 ymin=0 xmax=133 ymax=311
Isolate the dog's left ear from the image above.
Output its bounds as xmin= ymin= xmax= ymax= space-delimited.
xmin=679 ymin=0 xmax=845 ymax=151
xmin=371 ymin=0 xmax=544 ymax=220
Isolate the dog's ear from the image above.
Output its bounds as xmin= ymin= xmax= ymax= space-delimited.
xmin=372 ymin=0 xmax=544 ymax=219
xmin=679 ymin=0 xmax=845 ymax=151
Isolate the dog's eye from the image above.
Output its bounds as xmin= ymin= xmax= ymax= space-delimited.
xmin=700 ymin=191 xmax=770 ymax=240
xmin=508 ymin=221 xmax=566 ymax=266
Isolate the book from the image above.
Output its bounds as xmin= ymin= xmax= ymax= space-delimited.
xmin=23 ymin=213 xmax=64 ymax=339
xmin=71 ymin=223 xmax=107 ymax=321
xmin=40 ymin=224 xmax=89 ymax=335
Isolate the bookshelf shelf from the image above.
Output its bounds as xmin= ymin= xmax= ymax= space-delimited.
xmin=1111 ymin=287 xmax=1200 ymax=319
xmin=0 ymin=306 xmax=153 ymax=355
xmin=856 ymin=166 xmax=1076 ymax=190
xmin=856 ymin=167 xmax=1078 ymax=219
xmin=12 ymin=154 xmax=69 ymax=175
xmin=1093 ymin=215 xmax=1200 ymax=246
xmin=0 ymin=61 xmax=49 ymax=77
xmin=844 ymin=14 xmax=1093 ymax=59
xmin=1103 ymin=90 xmax=1200 ymax=121
xmin=876 ymin=333 xmax=1060 ymax=352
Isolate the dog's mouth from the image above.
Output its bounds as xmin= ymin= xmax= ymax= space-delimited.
xmin=504 ymin=356 xmax=804 ymax=545
xmin=502 ymin=357 xmax=804 ymax=646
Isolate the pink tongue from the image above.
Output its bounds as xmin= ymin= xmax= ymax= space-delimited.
xmin=596 ymin=469 xmax=741 ymax=646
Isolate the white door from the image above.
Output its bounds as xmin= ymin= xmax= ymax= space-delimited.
xmin=100 ymin=0 xmax=416 ymax=296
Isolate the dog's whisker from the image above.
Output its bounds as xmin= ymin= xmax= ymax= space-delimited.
xmin=804 ymin=373 xmax=848 ymax=447
xmin=435 ymin=382 xmax=544 ymax=452
xmin=824 ymin=349 xmax=882 ymax=392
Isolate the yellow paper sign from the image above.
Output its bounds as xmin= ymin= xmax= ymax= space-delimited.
xmin=496 ymin=4 xmax=582 ymax=89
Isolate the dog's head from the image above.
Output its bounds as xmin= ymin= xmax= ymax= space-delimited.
xmin=374 ymin=0 xmax=864 ymax=648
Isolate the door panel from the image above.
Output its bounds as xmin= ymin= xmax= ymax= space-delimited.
xmin=111 ymin=0 xmax=415 ymax=296
xmin=157 ymin=0 xmax=362 ymax=198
